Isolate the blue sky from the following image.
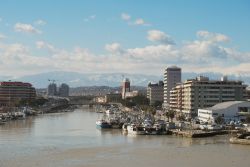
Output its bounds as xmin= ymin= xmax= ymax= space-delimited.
xmin=0 ymin=0 xmax=250 ymax=77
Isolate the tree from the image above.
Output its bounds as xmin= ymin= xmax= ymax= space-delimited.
xmin=152 ymin=100 xmax=162 ymax=108
xmin=121 ymin=95 xmax=149 ymax=108
xmin=131 ymin=95 xmax=149 ymax=106
xmin=165 ymin=110 xmax=175 ymax=122
xmin=215 ymin=116 xmax=224 ymax=125
xmin=169 ymin=110 xmax=175 ymax=122
xmin=245 ymin=115 xmax=250 ymax=123
xmin=177 ymin=114 xmax=186 ymax=121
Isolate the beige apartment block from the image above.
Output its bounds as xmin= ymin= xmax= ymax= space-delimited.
xmin=170 ymin=76 xmax=247 ymax=117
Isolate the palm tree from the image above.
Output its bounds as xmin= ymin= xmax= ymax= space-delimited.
xmin=165 ymin=109 xmax=175 ymax=122
xmin=165 ymin=111 xmax=170 ymax=122
xmin=169 ymin=110 xmax=175 ymax=122
xmin=215 ymin=116 xmax=224 ymax=125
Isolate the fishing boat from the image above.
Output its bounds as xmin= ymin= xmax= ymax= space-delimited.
xmin=96 ymin=119 xmax=112 ymax=129
xmin=105 ymin=109 xmax=114 ymax=115
xmin=127 ymin=123 xmax=146 ymax=135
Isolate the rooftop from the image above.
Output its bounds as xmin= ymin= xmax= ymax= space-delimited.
xmin=207 ymin=101 xmax=250 ymax=111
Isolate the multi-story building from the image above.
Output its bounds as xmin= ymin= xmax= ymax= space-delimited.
xmin=122 ymin=78 xmax=131 ymax=99
xmin=147 ymin=81 xmax=164 ymax=105
xmin=163 ymin=66 xmax=181 ymax=107
xmin=170 ymin=76 xmax=247 ymax=117
xmin=0 ymin=81 xmax=36 ymax=107
xmin=105 ymin=93 xmax=122 ymax=103
xmin=47 ymin=83 xmax=57 ymax=96
xmin=58 ymin=83 xmax=69 ymax=97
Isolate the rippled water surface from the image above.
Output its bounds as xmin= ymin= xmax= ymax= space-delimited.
xmin=0 ymin=108 xmax=249 ymax=167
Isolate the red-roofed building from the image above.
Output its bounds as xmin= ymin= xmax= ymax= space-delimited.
xmin=0 ymin=81 xmax=36 ymax=106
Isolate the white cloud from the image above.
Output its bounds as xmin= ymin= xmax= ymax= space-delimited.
xmin=14 ymin=23 xmax=41 ymax=34
xmin=121 ymin=13 xmax=150 ymax=26
xmin=34 ymin=19 xmax=46 ymax=26
xmin=90 ymin=15 xmax=96 ymax=19
xmin=0 ymin=33 xmax=6 ymax=40
xmin=0 ymin=17 xmax=2 ymax=22
xmin=134 ymin=18 xmax=144 ymax=25
xmin=147 ymin=30 xmax=175 ymax=45
xmin=36 ymin=41 xmax=56 ymax=52
xmin=134 ymin=18 xmax=150 ymax=26
xmin=197 ymin=30 xmax=230 ymax=42
xmin=121 ymin=13 xmax=131 ymax=21
xmin=105 ymin=43 xmax=124 ymax=54
xmin=84 ymin=15 xmax=96 ymax=22
xmin=0 ymin=30 xmax=249 ymax=79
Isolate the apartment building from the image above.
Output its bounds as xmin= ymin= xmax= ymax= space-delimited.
xmin=0 ymin=81 xmax=36 ymax=106
xmin=147 ymin=81 xmax=164 ymax=105
xmin=170 ymin=76 xmax=247 ymax=117
xmin=163 ymin=66 xmax=181 ymax=107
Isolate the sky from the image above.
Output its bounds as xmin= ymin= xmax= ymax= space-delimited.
xmin=0 ymin=0 xmax=250 ymax=77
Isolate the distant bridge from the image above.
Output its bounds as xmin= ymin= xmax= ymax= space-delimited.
xmin=68 ymin=96 xmax=94 ymax=105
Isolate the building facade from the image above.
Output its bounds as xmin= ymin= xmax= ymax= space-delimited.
xmin=0 ymin=81 xmax=36 ymax=106
xmin=170 ymin=76 xmax=247 ymax=117
xmin=105 ymin=93 xmax=122 ymax=103
xmin=58 ymin=83 xmax=69 ymax=97
xmin=198 ymin=101 xmax=250 ymax=123
xmin=163 ymin=66 xmax=181 ymax=107
xmin=122 ymin=78 xmax=131 ymax=99
xmin=47 ymin=83 xmax=57 ymax=96
xmin=147 ymin=81 xmax=164 ymax=105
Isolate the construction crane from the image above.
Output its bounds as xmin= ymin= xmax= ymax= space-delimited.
xmin=48 ymin=79 xmax=57 ymax=84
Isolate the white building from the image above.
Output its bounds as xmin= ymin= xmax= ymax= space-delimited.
xmin=198 ymin=101 xmax=250 ymax=123
xmin=163 ymin=66 xmax=181 ymax=107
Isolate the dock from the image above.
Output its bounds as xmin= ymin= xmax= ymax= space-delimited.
xmin=171 ymin=130 xmax=228 ymax=138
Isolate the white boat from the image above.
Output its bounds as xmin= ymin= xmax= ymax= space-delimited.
xmin=96 ymin=119 xmax=112 ymax=129
xmin=105 ymin=109 xmax=114 ymax=115
xmin=127 ymin=123 xmax=146 ymax=135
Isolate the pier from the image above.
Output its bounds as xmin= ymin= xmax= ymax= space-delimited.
xmin=171 ymin=130 xmax=229 ymax=138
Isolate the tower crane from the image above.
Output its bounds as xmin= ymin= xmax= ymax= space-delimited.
xmin=48 ymin=79 xmax=57 ymax=84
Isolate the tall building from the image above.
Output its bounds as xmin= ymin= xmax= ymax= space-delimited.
xmin=47 ymin=83 xmax=57 ymax=96
xmin=147 ymin=81 xmax=164 ymax=105
xmin=122 ymin=78 xmax=130 ymax=99
xmin=58 ymin=83 xmax=69 ymax=97
xmin=0 ymin=81 xmax=36 ymax=107
xmin=170 ymin=76 xmax=247 ymax=117
xmin=163 ymin=66 xmax=181 ymax=107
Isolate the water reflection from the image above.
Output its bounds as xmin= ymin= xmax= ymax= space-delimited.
xmin=0 ymin=109 xmax=249 ymax=167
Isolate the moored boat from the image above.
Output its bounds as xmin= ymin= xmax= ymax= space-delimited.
xmin=96 ymin=119 xmax=112 ymax=129
xmin=127 ymin=123 xmax=146 ymax=135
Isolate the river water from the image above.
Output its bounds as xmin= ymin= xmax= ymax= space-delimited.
xmin=0 ymin=108 xmax=249 ymax=167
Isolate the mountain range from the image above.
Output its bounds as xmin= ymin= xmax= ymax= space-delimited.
xmin=0 ymin=71 xmax=249 ymax=88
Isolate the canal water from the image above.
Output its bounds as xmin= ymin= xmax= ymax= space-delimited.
xmin=0 ymin=108 xmax=249 ymax=167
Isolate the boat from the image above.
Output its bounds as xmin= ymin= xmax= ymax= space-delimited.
xmin=230 ymin=137 xmax=250 ymax=145
xmin=152 ymin=120 xmax=168 ymax=135
xmin=229 ymin=132 xmax=250 ymax=145
xmin=105 ymin=109 xmax=114 ymax=115
xmin=127 ymin=123 xmax=146 ymax=135
xmin=96 ymin=119 xmax=112 ymax=129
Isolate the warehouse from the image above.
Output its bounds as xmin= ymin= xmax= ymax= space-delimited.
xmin=198 ymin=101 xmax=250 ymax=123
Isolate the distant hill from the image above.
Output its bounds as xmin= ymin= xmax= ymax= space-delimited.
xmin=0 ymin=71 xmax=249 ymax=88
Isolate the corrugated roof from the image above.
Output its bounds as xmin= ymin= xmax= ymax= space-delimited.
xmin=207 ymin=101 xmax=250 ymax=111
